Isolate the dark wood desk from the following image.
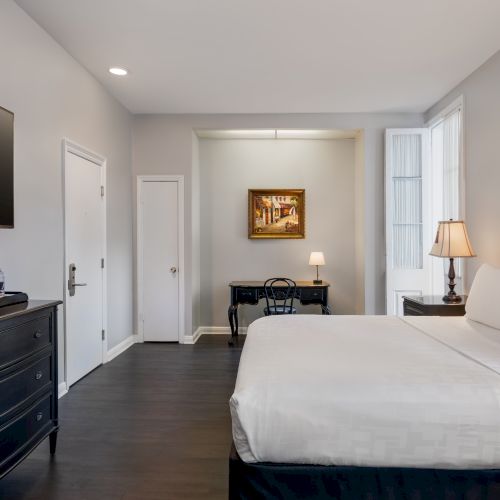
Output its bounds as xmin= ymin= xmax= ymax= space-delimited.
xmin=228 ymin=281 xmax=331 ymax=344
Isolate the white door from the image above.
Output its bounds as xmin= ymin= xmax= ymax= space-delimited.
xmin=139 ymin=180 xmax=179 ymax=342
xmin=65 ymin=148 xmax=105 ymax=386
xmin=385 ymin=129 xmax=432 ymax=315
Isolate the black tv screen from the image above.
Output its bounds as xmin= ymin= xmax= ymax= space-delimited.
xmin=0 ymin=106 xmax=14 ymax=228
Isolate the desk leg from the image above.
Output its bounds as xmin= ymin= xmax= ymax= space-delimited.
xmin=228 ymin=305 xmax=238 ymax=346
xmin=321 ymin=304 xmax=332 ymax=315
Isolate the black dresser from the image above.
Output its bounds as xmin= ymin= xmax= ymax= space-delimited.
xmin=0 ymin=300 xmax=61 ymax=479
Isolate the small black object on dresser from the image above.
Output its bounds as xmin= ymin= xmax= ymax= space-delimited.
xmin=403 ymin=295 xmax=467 ymax=316
xmin=0 ymin=300 xmax=61 ymax=479
xmin=0 ymin=292 xmax=29 ymax=309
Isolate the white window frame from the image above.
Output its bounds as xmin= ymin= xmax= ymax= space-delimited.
xmin=426 ymin=95 xmax=465 ymax=294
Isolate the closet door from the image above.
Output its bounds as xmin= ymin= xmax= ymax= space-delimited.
xmin=138 ymin=180 xmax=180 ymax=342
xmin=385 ymin=129 xmax=432 ymax=315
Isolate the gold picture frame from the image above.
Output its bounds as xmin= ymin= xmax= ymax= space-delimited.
xmin=248 ymin=189 xmax=305 ymax=239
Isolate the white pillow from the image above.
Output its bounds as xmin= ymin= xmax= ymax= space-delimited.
xmin=466 ymin=264 xmax=500 ymax=330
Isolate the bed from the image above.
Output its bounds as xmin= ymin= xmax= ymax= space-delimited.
xmin=229 ymin=264 xmax=500 ymax=499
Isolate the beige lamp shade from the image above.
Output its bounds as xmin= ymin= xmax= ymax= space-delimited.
xmin=429 ymin=220 xmax=476 ymax=258
xmin=309 ymin=252 xmax=325 ymax=266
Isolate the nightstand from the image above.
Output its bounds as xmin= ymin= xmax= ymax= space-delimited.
xmin=403 ymin=295 xmax=467 ymax=316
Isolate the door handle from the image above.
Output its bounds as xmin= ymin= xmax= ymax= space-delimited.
xmin=68 ymin=263 xmax=87 ymax=296
xmin=170 ymin=267 xmax=177 ymax=274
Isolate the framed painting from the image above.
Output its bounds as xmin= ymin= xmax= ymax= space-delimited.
xmin=248 ymin=189 xmax=305 ymax=239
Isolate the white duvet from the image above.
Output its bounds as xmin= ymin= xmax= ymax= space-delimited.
xmin=230 ymin=315 xmax=500 ymax=469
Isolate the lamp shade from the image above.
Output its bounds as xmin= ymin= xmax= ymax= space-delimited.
xmin=429 ymin=220 xmax=476 ymax=258
xmin=309 ymin=252 xmax=325 ymax=266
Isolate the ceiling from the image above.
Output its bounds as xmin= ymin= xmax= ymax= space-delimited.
xmin=196 ymin=129 xmax=359 ymax=140
xmin=15 ymin=0 xmax=500 ymax=115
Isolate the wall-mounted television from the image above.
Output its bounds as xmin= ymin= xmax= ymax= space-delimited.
xmin=0 ymin=106 xmax=14 ymax=228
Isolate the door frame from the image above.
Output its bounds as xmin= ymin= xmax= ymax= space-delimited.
xmin=62 ymin=138 xmax=107 ymax=390
xmin=136 ymin=175 xmax=185 ymax=343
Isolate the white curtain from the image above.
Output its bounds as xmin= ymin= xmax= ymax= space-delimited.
xmin=443 ymin=111 xmax=461 ymax=220
xmin=392 ymin=134 xmax=423 ymax=269
xmin=430 ymin=108 xmax=462 ymax=285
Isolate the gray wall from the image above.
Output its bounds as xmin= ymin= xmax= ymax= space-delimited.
xmin=354 ymin=131 xmax=366 ymax=314
xmin=199 ymin=138 xmax=356 ymax=326
xmin=425 ymin=50 xmax=500 ymax=286
xmin=132 ymin=112 xmax=423 ymax=334
xmin=191 ymin=132 xmax=201 ymax=332
xmin=0 ymin=1 xmax=134 ymax=382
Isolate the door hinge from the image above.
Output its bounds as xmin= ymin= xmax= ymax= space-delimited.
xmin=102 ymin=329 xmax=105 ymax=341
xmin=101 ymin=258 xmax=104 ymax=269
xmin=101 ymin=186 xmax=104 ymax=197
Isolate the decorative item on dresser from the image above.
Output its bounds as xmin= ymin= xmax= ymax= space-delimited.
xmin=0 ymin=300 xmax=61 ymax=479
xmin=403 ymin=295 xmax=467 ymax=316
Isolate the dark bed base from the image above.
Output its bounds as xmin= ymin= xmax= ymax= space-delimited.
xmin=229 ymin=443 xmax=500 ymax=500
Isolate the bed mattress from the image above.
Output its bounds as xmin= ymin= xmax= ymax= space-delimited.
xmin=230 ymin=315 xmax=500 ymax=469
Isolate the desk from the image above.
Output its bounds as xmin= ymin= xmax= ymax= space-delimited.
xmin=228 ymin=281 xmax=331 ymax=343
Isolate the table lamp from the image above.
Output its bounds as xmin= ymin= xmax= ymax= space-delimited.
xmin=309 ymin=252 xmax=325 ymax=285
xmin=429 ymin=220 xmax=476 ymax=303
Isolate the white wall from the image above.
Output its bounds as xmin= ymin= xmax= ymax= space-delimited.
xmin=0 ymin=1 xmax=133 ymax=382
xmin=132 ymin=112 xmax=423 ymax=335
xmin=425 ymin=50 xmax=500 ymax=286
xmin=199 ymin=138 xmax=356 ymax=326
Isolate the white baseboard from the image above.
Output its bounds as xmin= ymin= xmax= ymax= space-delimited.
xmin=58 ymin=382 xmax=68 ymax=399
xmin=184 ymin=326 xmax=247 ymax=344
xmin=201 ymin=326 xmax=248 ymax=335
xmin=57 ymin=335 xmax=135 ymax=399
xmin=183 ymin=327 xmax=203 ymax=345
xmin=106 ymin=334 xmax=135 ymax=362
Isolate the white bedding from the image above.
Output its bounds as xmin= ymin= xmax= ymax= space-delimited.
xmin=230 ymin=315 xmax=500 ymax=469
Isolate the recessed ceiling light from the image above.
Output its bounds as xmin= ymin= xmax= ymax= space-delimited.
xmin=109 ymin=67 xmax=128 ymax=76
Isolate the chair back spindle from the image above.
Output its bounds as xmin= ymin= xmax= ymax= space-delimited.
xmin=263 ymin=278 xmax=297 ymax=316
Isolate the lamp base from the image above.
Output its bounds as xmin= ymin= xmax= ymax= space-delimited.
xmin=443 ymin=258 xmax=461 ymax=303
xmin=442 ymin=293 xmax=462 ymax=303
xmin=313 ymin=279 xmax=323 ymax=285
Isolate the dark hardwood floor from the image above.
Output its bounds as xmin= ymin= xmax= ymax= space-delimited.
xmin=0 ymin=335 xmax=244 ymax=500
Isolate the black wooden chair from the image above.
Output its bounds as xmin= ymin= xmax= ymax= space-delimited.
xmin=263 ymin=278 xmax=297 ymax=316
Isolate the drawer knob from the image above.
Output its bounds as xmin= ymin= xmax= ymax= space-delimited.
xmin=35 ymin=371 xmax=43 ymax=380
xmin=33 ymin=330 xmax=42 ymax=339
xmin=35 ymin=412 xmax=43 ymax=422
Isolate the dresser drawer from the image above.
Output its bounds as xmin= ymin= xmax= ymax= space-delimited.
xmin=0 ymin=353 xmax=52 ymax=424
xmin=301 ymin=288 xmax=324 ymax=302
xmin=0 ymin=394 xmax=53 ymax=465
xmin=0 ymin=315 xmax=51 ymax=370
xmin=236 ymin=288 xmax=259 ymax=304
